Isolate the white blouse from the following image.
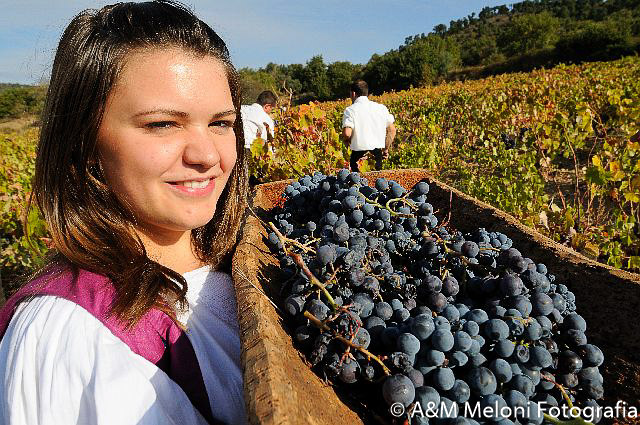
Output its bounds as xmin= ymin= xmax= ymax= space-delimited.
xmin=0 ymin=267 xmax=246 ymax=425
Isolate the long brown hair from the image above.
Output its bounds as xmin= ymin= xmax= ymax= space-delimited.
xmin=29 ymin=1 xmax=248 ymax=326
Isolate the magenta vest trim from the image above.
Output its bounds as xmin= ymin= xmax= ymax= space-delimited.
xmin=0 ymin=266 xmax=218 ymax=425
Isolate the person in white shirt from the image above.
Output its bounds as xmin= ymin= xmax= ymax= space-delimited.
xmin=342 ymin=80 xmax=396 ymax=172
xmin=0 ymin=2 xmax=248 ymax=424
xmin=241 ymin=90 xmax=277 ymax=151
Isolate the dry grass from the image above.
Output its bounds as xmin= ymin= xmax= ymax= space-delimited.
xmin=0 ymin=116 xmax=38 ymax=132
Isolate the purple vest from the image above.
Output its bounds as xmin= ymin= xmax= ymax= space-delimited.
xmin=0 ymin=266 xmax=218 ymax=425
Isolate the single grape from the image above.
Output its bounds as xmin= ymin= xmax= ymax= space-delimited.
xmin=453 ymin=331 xmax=473 ymax=352
xmin=382 ymin=374 xmax=415 ymax=407
xmin=353 ymin=328 xmax=371 ymax=349
xmin=316 ymin=244 xmax=337 ymax=265
xmin=284 ymin=294 xmax=306 ymax=316
xmin=484 ymin=318 xmax=510 ymax=341
xmin=463 ymin=320 xmax=480 ymax=336
xmin=529 ymin=346 xmax=553 ymax=368
xmin=559 ymin=350 xmax=583 ymax=373
xmin=423 ymin=349 xmax=446 ymax=366
xmin=431 ymin=328 xmax=455 ymax=352
xmin=462 ymin=241 xmax=480 ymax=258
xmin=500 ymin=273 xmax=523 ymax=297
xmin=480 ymin=394 xmax=508 ymax=421
xmin=531 ymin=293 xmax=554 ymax=316
xmin=577 ymin=344 xmax=604 ymax=367
xmin=375 ymin=178 xmax=389 ymax=192
xmin=338 ymin=358 xmax=360 ymax=384
xmin=374 ymin=301 xmax=393 ymax=320
xmin=523 ymin=319 xmax=543 ymax=341
xmin=352 ymin=292 xmax=374 ymax=318
xmin=414 ymin=181 xmax=430 ymax=195
xmin=494 ymin=339 xmax=515 ymax=358
xmin=306 ymin=299 xmax=329 ymax=321
xmin=448 ymin=379 xmax=471 ymax=404
xmin=489 ymin=358 xmax=513 ymax=383
xmin=467 ymin=367 xmax=497 ymax=396
xmin=466 ymin=309 xmax=489 ymax=325
xmin=414 ymin=386 xmax=440 ymax=412
xmin=509 ymin=374 xmax=535 ymax=397
xmin=431 ymin=367 xmax=456 ymax=391
xmin=397 ymin=333 xmax=421 ymax=356
xmin=449 ymin=351 xmax=469 ymax=368
xmin=433 ymin=316 xmax=451 ymax=330
xmin=563 ymin=313 xmax=587 ymax=332
xmin=406 ymin=367 xmax=424 ymax=388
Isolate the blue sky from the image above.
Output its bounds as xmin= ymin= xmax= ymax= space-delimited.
xmin=1 ymin=1 xmax=510 ymax=84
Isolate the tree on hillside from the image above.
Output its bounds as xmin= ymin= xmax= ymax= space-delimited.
xmin=302 ymin=55 xmax=331 ymax=100
xmin=238 ymin=68 xmax=278 ymax=104
xmin=460 ymin=35 xmax=502 ymax=66
xmin=0 ymin=86 xmax=47 ymax=119
xmin=498 ymin=11 xmax=560 ymax=56
xmin=433 ymin=24 xmax=447 ymax=37
xmin=555 ymin=18 xmax=633 ymax=60
xmin=327 ymin=61 xmax=363 ymax=99
xmin=362 ymin=52 xmax=401 ymax=94
xmin=363 ymin=35 xmax=461 ymax=92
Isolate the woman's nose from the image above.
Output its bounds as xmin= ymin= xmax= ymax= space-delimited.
xmin=182 ymin=127 xmax=221 ymax=169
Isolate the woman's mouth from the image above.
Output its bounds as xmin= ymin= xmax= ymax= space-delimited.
xmin=168 ymin=178 xmax=215 ymax=196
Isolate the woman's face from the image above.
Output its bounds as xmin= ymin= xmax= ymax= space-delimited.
xmin=97 ymin=48 xmax=237 ymax=241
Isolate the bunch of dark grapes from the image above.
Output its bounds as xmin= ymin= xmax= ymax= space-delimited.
xmin=266 ymin=169 xmax=605 ymax=424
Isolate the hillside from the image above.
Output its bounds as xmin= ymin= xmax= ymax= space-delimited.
xmin=0 ymin=84 xmax=46 ymax=120
xmin=240 ymin=0 xmax=640 ymax=102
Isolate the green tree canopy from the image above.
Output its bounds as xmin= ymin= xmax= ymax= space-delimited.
xmin=498 ymin=11 xmax=561 ymax=56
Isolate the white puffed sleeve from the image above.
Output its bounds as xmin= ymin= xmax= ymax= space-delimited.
xmin=0 ymin=296 xmax=208 ymax=425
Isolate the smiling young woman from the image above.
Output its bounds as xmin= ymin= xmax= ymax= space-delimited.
xmin=97 ymin=48 xmax=239 ymax=272
xmin=0 ymin=2 xmax=248 ymax=424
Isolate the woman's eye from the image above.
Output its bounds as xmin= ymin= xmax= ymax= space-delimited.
xmin=145 ymin=121 xmax=175 ymax=130
xmin=210 ymin=120 xmax=234 ymax=128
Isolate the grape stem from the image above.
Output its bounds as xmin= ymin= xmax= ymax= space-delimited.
xmin=303 ymin=237 xmax=322 ymax=247
xmin=503 ymin=315 xmax=534 ymax=325
xmin=288 ymin=251 xmax=340 ymax=311
xmin=430 ymin=231 xmax=497 ymax=272
xmin=304 ymin=311 xmax=391 ymax=376
xmin=268 ymin=222 xmax=339 ymax=310
xmin=479 ymin=247 xmax=502 ymax=252
xmin=339 ymin=320 xmax=362 ymax=365
xmin=269 ymin=222 xmax=317 ymax=254
xmin=386 ymin=196 xmax=418 ymax=212
xmin=539 ymin=375 xmax=594 ymax=425
xmin=542 ymin=414 xmax=594 ymax=425
xmin=541 ymin=374 xmax=574 ymax=408
xmin=362 ymin=194 xmax=414 ymax=218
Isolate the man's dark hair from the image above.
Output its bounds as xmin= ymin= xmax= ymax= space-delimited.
xmin=257 ymin=90 xmax=277 ymax=106
xmin=351 ymin=80 xmax=368 ymax=97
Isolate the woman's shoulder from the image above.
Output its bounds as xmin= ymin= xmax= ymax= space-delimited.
xmin=0 ymin=264 xmax=113 ymax=339
xmin=0 ymin=295 xmax=211 ymax=425
xmin=0 ymin=296 xmax=129 ymax=379
xmin=0 ymin=264 xmax=176 ymax=365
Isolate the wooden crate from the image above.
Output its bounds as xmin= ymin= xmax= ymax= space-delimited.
xmin=232 ymin=169 xmax=640 ymax=425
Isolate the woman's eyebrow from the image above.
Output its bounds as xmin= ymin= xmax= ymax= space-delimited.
xmin=212 ymin=109 xmax=237 ymax=119
xmin=134 ymin=109 xmax=188 ymax=118
xmin=133 ymin=109 xmax=236 ymax=119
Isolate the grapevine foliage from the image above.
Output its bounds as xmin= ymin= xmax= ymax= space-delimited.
xmin=253 ymin=57 xmax=640 ymax=271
